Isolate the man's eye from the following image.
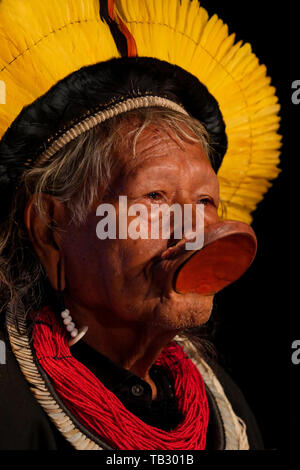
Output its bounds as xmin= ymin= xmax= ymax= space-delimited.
xmin=145 ymin=192 xmax=162 ymax=200
xmin=198 ymin=197 xmax=213 ymax=206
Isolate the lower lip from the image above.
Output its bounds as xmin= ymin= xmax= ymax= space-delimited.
xmin=174 ymin=232 xmax=257 ymax=295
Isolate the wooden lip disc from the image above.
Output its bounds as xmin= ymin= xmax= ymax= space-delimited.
xmin=174 ymin=224 xmax=257 ymax=296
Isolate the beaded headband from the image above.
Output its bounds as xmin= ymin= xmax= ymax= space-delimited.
xmin=34 ymin=96 xmax=188 ymax=169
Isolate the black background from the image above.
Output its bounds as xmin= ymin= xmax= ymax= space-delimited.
xmin=201 ymin=1 xmax=298 ymax=450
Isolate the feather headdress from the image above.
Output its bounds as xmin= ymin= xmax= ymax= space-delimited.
xmin=0 ymin=0 xmax=281 ymax=223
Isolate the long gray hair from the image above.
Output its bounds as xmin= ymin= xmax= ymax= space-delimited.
xmin=0 ymin=107 xmax=219 ymax=358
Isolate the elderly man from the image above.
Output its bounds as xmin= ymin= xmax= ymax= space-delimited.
xmin=0 ymin=0 xmax=280 ymax=450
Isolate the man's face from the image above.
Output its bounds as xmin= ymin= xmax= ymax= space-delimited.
xmin=60 ymin=124 xmax=220 ymax=333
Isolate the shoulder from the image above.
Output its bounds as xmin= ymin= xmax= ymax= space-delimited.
xmin=205 ymin=356 xmax=264 ymax=450
xmin=178 ymin=337 xmax=264 ymax=450
xmin=0 ymin=317 xmax=71 ymax=450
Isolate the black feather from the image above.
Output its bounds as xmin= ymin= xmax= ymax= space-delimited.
xmin=99 ymin=0 xmax=128 ymax=57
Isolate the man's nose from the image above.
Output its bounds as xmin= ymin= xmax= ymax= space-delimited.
xmin=170 ymin=191 xmax=220 ymax=242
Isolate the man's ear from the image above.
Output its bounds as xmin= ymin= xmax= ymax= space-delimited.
xmin=24 ymin=194 xmax=67 ymax=291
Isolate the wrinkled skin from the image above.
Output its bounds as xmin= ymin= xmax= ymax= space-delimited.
xmin=25 ymin=124 xmax=220 ymax=397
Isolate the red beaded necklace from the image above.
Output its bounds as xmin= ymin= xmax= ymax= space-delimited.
xmin=32 ymin=306 xmax=209 ymax=450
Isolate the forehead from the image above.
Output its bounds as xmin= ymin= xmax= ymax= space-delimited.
xmin=115 ymin=118 xmax=212 ymax=176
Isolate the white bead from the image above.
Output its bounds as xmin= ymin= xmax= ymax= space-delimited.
xmin=66 ymin=322 xmax=75 ymax=332
xmin=63 ymin=316 xmax=72 ymax=325
xmin=68 ymin=326 xmax=88 ymax=347
xmin=70 ymin=328 xmax=78 ymax=338
xmin=61 ymin=310 xmax=70 ymax=319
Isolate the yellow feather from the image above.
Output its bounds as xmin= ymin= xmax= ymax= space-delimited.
xmin=190 ymin=7 xmax=209 ymax=43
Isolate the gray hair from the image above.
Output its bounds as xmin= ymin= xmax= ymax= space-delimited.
xmin=0 ymin=107 xmax=217 ymax=357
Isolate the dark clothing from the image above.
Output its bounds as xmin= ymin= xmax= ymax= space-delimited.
xmin=0 ymin=322 xmax=264 ymax=450
xmin=71 ymin=340 xmax=182 ymax=432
